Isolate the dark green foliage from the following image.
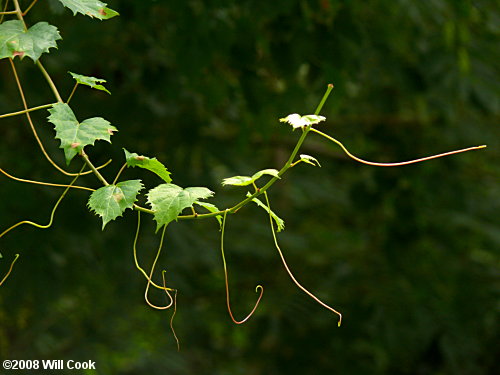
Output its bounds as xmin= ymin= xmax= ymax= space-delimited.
xmin=0 ymin=0 xmax=498 ymax=374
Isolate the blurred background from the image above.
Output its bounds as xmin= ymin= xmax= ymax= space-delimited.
xmin=0 ymin=0 xmax=498 ymax=374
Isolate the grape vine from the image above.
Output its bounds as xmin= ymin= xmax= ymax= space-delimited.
xmin=0 ymin=0 xmax=486 ymax=344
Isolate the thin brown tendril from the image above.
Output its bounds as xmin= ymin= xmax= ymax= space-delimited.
xmin=0 ymin=167 xmax=95 ymax=192
xmin=144 ymin=225 xmax=175 ymax=309
xmin=0 ymin=0 xmax=12 ymax=22
xmin=0 ymin=103 xmax=57 ymax=119
xmin=22 ymin=0 xmax=38 ymax=15
xmin=311 ymin=128 xmax=486 ymax=167
xmin=8 ymin=58 xmax=111 ymax=176
xmin=0 ymin=164 xmax=86 ymax=240
xmin=220 ymin=210 xmax=264 ymax=324
xmin=0 ymin=254 xmax=19 ymax=287
xmin=169 ymin=286 xmax=180 ymax=351
xmin=133 ymin=211 xmax=174 ymax=292
xmin=263 ymin=192 xmax=342 ymax=327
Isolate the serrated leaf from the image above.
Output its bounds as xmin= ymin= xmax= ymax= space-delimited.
xmin=222 ymin=168 xmax=280 ymax=187
xmin=57 ymin=0 xmax=119 ymax=20
xmin=88 ymin=180 xmax=143 ymax=229
xmin=299 ymin=154 xmax=321 ymax=167
xmin=246 ymin=192 xmax=285 ymax=232
xmin=69 ymin=72 xmax=111 ymax=94
xmin=48 ymin=103 xmax=117 ymax=165
xmin=194 ymin=201 xmax=223 ymax=227
xmin=279 ymin=113 xmax=326 ymax=129
xmin=0 ymin=20 xmax=61 ymax=62
xmin=147 ymin=183 xmax=214 ymax=231
xmin=123 ymin=148 xmax=172 ymax=183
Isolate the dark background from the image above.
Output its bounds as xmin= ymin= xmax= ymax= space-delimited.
xmin=0 ymin=0 xmax=498 ymax=374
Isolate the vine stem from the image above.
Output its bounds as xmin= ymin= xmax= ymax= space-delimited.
xmin=132 ymin=85 xmax=337 ymax=219
xmin=8 ymin=58 xmax=110 ymax=176
xmin=227 ymin=84 xmax=334 ymax=214
xmin=220 ymin=210 xmax=264 ymax=324
xmin=310 ymin=128 xmax=487 ymax=167
xmin=12 ymin=0 xmax=63 ymax=102
xmin=263 ymin=191 xmax=342 ymax=326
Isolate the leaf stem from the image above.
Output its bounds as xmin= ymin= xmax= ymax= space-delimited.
xmin=0 ymin=103 xmax=56 ymax=119
xmin=67 ymin=83 xmax=79 ymax=103
xmin=111 ymin=163 xmax=127 ymax=185
xmin=80 ymin=151 xmax=109 ymax=186
xmin=310 ymin=127 xmax=487 ymax=167
xmin=36 ymin=60 xmax=63 ymax=103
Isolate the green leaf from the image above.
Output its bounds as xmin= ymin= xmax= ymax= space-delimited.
xmin=57 ymin=0 xmax=119 ymax=20
xmin=222 ymin=168 xmax=280 ymax=187
xmin=123 ymin=148 xmax=172 ymax=183
xmin=48 ymin=103 xmax=117 ymax=165
xmin=88 ymin=180 xmax=144 ymax=229
xmin=246 ymin=192 xmax=285 ymax=232
xmin=194 ymin=201 xmax=223 ymax=227
xmin=299 ymin=154 xmax=321 ymax=167
xmin=147 ymin=183 xmax=214 ymax=231
xmin=0 ymin=20 xmax=61 ymax=62
xmin=69 ymin=72 xmax=111 ymax=94
xmin=279 ymin=113 xmax=326 ymax=129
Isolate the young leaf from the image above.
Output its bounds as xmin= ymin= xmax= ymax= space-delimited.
xmin=147 ymin=183 xmax=214 ymax=231
xmin=246 ymin=193 xmax=285 ymax=232
xmin=222 ymin=168 xmax=280 ymax=187
xmin=299 ymin=154 xmax=321 ymax=167
xmin=57 ymin=0 xmax=119 ymax=20
xmin=88 ymin=180 xmax=144 ymax=229
xmin=279 ymin=113 xmax=326 ymax=129
xmin=194 ymin=201 xmax=223 ymax=227
xmin=123 ymin=148 xmax=172 ymax=183
xmin=0 ymin=21 xmax=61 ymax=62
xmin=48 ymin=103 xmax=117 ymax=165
xmin=69 ymin=72 xmax=111 ymax=94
